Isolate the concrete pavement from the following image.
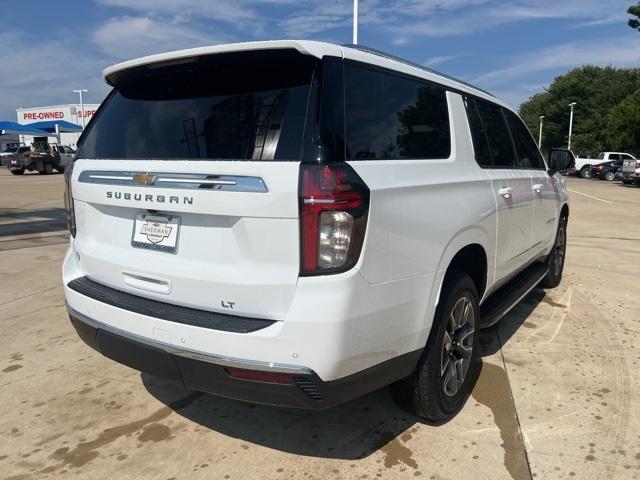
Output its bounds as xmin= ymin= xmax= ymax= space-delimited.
xmin=1 ymin=170 xmax=639 ymax=480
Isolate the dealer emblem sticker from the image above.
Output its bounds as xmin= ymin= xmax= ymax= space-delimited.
xmin=140 ymin=220 xmax=172 ymax=244
xmin=131 ymin=213 xmax=180 ymax=254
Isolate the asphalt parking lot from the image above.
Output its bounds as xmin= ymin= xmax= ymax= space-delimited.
xmin=1 ymin=170 xmax=639 ymax=480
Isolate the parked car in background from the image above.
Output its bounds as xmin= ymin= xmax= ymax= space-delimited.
xmin=1 ymin=143 xmax=74 ymax=175
xmin=574 ymin=152 xmax=636 ymax=178
xmin=1 ymin=145 xmax=30 ymax=158
xmin=63 ymin=40 xmax=572 ymax=424
xmin=53 ymin=145 xmax=75 ymax=165
xmin=591 ymin=160 xmax=623 ymax=181
xmin=622 ymin=156 xmax=640 ymax=185
xmin=0 ymin=144 xmax=27 ymax=158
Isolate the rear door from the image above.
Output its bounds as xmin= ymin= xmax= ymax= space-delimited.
xmin=70 ymin=49 xmax=318 ymax=320
xmin=466 ymin=98 xmax=534 ymax=283
xmin=503 ymin=109 xmax=557 ymax=256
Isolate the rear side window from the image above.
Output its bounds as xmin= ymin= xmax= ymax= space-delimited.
xmin=503 ymin=110 xmax=545 ymax=169
xmin=344 ymin=63 xmax=450 ymax=160
xmin=464 ymin=97 xmax=493 ymax=168
xmin=473 ymin=99 xmax=515 ymax=168
xmin=608 ymin=154 xmax=620 ymax=161
xmin=78 ymin=50 xmax=317 ymax=161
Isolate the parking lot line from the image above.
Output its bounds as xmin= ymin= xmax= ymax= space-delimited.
xmin=566 ymin=188 xmax=614 ymax=204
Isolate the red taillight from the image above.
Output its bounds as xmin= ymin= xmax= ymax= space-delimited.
xmin=225 ymin=367 xmax=294 ymax=384
xmin=299 ymin=163 xmax=369 ymax=275
xmin=595 ymin=165 xmax=603 ymax=170
xmin=636 ymin=161 xmax=640 ymax=169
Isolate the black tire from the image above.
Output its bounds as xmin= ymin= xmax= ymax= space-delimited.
xmin=604 ymin=171 xmax=615 ymax=181
xmin=541 ymin=214 xmax=568 ymax=288
xmin=579 ymin=166 xmax=591 ymax=179
xmin=39 ymin=163 xmax=53 ymax=175
xmin=390 ymin=271 xmax=480 ymax=424
xmin=10 ymin=168 xmax=24 ymax=175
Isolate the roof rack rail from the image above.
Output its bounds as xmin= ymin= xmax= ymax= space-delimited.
xmin=342 ymin=44 xmax=495 ymax=98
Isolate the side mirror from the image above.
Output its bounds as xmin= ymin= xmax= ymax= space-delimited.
xmin=548 ymin=148 xmax=575 ymax=175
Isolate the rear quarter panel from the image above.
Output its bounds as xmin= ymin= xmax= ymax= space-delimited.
xmin=348 ymin=92 xmax=496 ymax=350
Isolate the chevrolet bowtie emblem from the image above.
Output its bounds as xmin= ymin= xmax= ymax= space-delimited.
xmin=133 ymin=172 xmax=157 ymax=186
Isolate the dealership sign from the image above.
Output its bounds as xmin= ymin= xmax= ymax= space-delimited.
xmin=18 ymin=104 xmax=99 ymax=125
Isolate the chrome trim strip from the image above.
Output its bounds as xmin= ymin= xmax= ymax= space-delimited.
xmin=66 ymin=303 xmax=312 ymax=375
xmin=156 ymin=177 xmax=236 ymax=185
xmin=78 ymin=170 xmax=268 ymax=193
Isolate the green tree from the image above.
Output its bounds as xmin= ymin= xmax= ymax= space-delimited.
xmin=629 ymin=2 xmax=640 ymax=31
xmin=605 ymin=89 xmax=640 ymax=155
xmin=519 ymin=66 xmax=640 ymax=157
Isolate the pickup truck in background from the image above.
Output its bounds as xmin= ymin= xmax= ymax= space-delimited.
xmin=622 ymin=156 xmax=640 ymax=185
xmin=1 ymin=143 xmax=75 ymax=175
xmin=574 ymin=152 xmax=637 ymax=178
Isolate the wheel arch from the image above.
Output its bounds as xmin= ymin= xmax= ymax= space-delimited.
xmin=429 ymin=226 xmax=492 ymax=316
xmin=560 ymin=203 xmax=569 ymax=220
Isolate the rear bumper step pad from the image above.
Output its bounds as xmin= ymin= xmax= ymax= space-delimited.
xmin=67 ymin=276 xmax=275 ymax=334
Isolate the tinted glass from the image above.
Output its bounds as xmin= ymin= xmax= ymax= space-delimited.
xmin=465 ymin=97 xmax=493 ymax=167
xmin=621 ymin=154 xmax=634 ymax=160
xmin=504 ymin=110 xmax=545 ymax=169
xmin=608 ymin=154 xmax=620 ymax=161
xmin=78 ymin=50 xmax=316 ymax=161
xmin=345 ymin=63 xmax=450 ymax=160
xmin=474 ymin=100 xmax=515 ymax=168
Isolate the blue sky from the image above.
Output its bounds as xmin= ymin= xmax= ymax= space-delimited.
xmin=0 ymin=0 xmax=638 ymax=120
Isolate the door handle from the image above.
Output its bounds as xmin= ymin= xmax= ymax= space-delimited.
xmin=532 ymin=183 xmax=543 ymax=193
xmin=498 ymin=187 xmax=513 ymax=198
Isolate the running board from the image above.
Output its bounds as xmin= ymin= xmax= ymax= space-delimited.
xmin=479 ymin=262 xmax=549 ymax=329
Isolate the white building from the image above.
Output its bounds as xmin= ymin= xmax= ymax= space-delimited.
xmin=16 ymin=103 xmax=100 ymax=148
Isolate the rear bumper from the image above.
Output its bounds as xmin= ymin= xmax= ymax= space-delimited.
xmin=622 ymin=171 xmax=640 ymax=178
xmin=67 ymin=304 xmax=420 ymax=409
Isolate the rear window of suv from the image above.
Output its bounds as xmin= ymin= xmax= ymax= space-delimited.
xmin=78 ymin=50 xmax=317 ymax=161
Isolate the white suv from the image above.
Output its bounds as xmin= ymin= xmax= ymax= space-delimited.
xmin=62 ymin=41 xmax=571 ymax=423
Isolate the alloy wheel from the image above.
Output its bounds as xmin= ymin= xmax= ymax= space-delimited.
xmin=553 ymin=225 xmax=566 ymax=277
xmin=441 ymin=296 xmax=475 ymax=397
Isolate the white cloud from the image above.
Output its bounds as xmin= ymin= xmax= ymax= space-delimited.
xmin=0 ymin=31 xmax=109 ymax=120
xmin=94 ymin=16 xmax=230 ymax=59
xmin=471 ymin=37 xmax=640 ymax=88
xmin=425 ymin=53 xmax=467 ymax=66
xmin=383 ymin=0 xmax=629 ymax=41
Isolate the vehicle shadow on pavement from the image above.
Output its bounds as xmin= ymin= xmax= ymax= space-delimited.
xmin=479 ymin=287 xmax=546 ymax=357
xmin=142 ymin=373 xmax=418 ymax=460
xmin=0 ymin=207 xmax=67 ymax=237
xmin=140 ymin=290 xmax=543 ymax=460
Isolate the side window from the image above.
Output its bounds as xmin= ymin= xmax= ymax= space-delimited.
xmin=345 ymin=63 xmax=451 ymax=160
xmin=503 ymin=110 xmax=545 ymax=169
xmin=608 ymin=154 xmax=620 ymax=161
xmin=464 ymin=97 xmax=493 ymax=167
xmin=474 ymin=99 xmax=515 ymax=168
xmin=622 ymin=154 xmax=634 ymax=160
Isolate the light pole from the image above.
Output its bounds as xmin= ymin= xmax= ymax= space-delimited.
xmin=73 ymin=89 xmax=88 ymax=129
xmin=567 ymin=102 xmax=576 ymax=151
xmin=353 ymin=0 xmax=359 ymax=44
xmin=538 ymin=115 xmax=544 ymax=148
